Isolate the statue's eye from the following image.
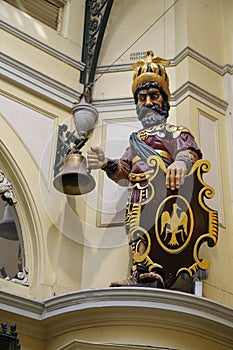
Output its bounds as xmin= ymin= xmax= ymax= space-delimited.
xmin=151 ymin=93 xmax=159 ymax=100
xmin=139 ymin=95 xmax=146 ymax=102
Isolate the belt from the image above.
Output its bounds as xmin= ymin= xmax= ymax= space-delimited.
xmin=128 ymin=170 xmax=154 ymax=182
xmin=132 ymin=150 xmax=173 ymax=166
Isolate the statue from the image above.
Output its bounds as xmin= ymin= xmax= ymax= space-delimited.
xmin=87 ymin=50 xmax=218 ymax=289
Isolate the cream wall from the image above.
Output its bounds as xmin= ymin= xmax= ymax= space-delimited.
xmin=0 ymin=0 xmax=232 ymax=301
xmin=0 ymin=0 xmax=233 ymax=348
xmin=85 ymin=0 xmax=233 ymax=308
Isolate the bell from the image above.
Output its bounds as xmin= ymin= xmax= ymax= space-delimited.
xmin=53 ymin=152 xmax=96 ymax=195
xmin=0 ymin=204 xmax=19 ymax=241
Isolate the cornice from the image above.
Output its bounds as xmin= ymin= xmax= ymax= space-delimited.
xmin=173 ymin=47 xmax=233 ymax=75
xmin=1 ymin=17 xmax=232 ymax=76
xmin=57 ymin=339 xmax=178 ymax=350
xmin=0 ymin=53 xmax=228 ymax=113
xmin=43 ymin=288 xmax=233 ymax=325
xmin=94 ymin=81 xmax=228 ymax=114
xmin=172 ymin=81 xmax=228 ymax=113
xmin=0 ymin=53 xmax=80 ymax=108
xmin=96 ymin=47 xmax=233 ymax=76
xmin=0 ymin=289 xmax=43 ymax=319
xmin=0 ymin=20 xmax=85 ymax=71
xmin=0 ymin=288 xmax=232 ymax=347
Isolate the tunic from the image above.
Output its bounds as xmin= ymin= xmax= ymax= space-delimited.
xmin=106 ymin=123 xmax=202 ymax=204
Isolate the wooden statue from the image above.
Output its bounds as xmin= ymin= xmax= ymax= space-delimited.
xmin=87 ymin=50 xmax=218 ymax=289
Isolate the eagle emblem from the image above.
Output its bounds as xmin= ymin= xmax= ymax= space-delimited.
xmin=155 ymin=195 xmax=194 ymax=254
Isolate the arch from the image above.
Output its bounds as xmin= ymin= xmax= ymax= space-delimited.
xmin=0 ymin=113 xmax=46 ymax=292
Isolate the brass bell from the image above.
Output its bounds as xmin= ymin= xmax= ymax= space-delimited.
xmin=0 ymin=204 xmax=18 ymax=241
xmin=53 ymin=152 xmax=96 ymax=195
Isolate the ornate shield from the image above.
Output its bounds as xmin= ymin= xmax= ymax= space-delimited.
xmin=127 ymin=156 xmax=218 ymax=288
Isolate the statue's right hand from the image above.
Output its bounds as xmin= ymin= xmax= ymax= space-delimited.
xmin=87 ymin=146 xmax=107 ymax=170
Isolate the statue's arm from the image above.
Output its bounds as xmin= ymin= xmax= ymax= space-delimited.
xmin=87 ymin=146 xmax=131 ymax=186
xmin=166 ymin=149 xmax=199 ymax=191
xmin=103 ymin=159 xmax=131 ymax=186
xmin=165 ymin=132 xmax=201 ymax=191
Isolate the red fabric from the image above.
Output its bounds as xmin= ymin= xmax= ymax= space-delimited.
xmin=116 ymin=131 xmax=202 ymax=175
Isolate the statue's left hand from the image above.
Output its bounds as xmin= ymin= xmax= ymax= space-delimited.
xmin=165 ymin=160 xmax=187 ymax=190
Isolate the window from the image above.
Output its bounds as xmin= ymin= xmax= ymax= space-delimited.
xmin=0 ymin=170 xmax=28 ymax=286
xmin=4 ymin=0 xmax=66 ymax=30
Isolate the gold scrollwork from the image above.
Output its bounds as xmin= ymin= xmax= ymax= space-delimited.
xmin=132 ymin=227 xmax=163 ymax=271
xmin=127 ymin=158 xmax=218 ymax=281
xmin=177 ymin=160 xmax=218 ymax=276
xmin=137 ymin=123 xmax=191 ymax=140
xmin=147 ymin=154 xmax=167 ymax=174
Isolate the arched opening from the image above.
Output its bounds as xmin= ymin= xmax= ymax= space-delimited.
xmin=0 ymin=112 xmax=46 ymax=293
xmin=0 ymin=196 xmax=28 ymax=285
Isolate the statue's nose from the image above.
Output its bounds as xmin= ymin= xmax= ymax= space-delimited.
xmin=145 ymin=95 xmax=153 ymax=107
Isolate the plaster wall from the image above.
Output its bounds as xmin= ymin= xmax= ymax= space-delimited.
xmin=0 ymin=0 xmax=232 ymax=312
xmin=80 ymin=0 xmax=233 ymax=308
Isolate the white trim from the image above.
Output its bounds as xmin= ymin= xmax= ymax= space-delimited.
xmin=94 ymin=81 xmax=228 ymax=114
xmin=0 ymin=20 xmax=85 ymax=71
xmin=173 ymin=81 xmax=228 ymax=114
xmin=223 ymin=73 xmax=233 ymax=207
xmin=0 ymin=288 xmax=232 ymax=347
xmin=1 ymin=18 xmax=232 ymax=78
xmin=57 ymin=339 xmax=177 ymax=350
xmin=0 ymin=53 xmax=81 ymax=108
xmin=172 ymin=47 xmax=233 ymax=76
xmin=0 ymin=53 xmax=229 ymax=113
xmin=96 ymin=47 xmax=233 ymax=76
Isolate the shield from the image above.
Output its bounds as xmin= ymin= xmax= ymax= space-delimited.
xmin=127 ymin=156 xmax=218 ymax=288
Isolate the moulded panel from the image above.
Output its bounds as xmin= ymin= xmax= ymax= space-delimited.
xmin=199 ymin=111 xmax=224 ymax=225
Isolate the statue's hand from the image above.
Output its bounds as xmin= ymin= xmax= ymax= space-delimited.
xmin=87 ymin=146 xmax=107 ymax=170
xmin=166 ymin=160 xmax=187 ymax=190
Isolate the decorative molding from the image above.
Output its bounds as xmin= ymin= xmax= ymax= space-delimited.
xmin=96 ymin=47 xmax=233 ymax=76
xmin=0 ymin=20 xmax=85 ymax=71
xmin=94 ymin=81 xmax=228 ymax=114
xmin=57 ymin=339 xmax=177 ymax=350
xmin=1 ymin=17 xmax=232 ymax=77
xmin=172 ymin=47 xmax=233 ymax=76
xmin=0 ymin=53 xmax=80 ymax=108
xmin=93 ymin=97 xmax=135 ymax=112
xmin=0 ymin=54 xmax=229 ymax=113
xmin=0 ymin=288 xmax=232 ymax=347
xmin=172 ymin=81 xmax=228 ymax=114
xmin=0 ymin=137 xmax=46 ymax=290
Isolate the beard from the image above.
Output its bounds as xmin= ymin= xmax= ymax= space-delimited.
xmin=136 ymin=104 xmax=167 ymax=128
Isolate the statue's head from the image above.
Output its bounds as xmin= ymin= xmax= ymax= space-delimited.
xmin=131 ymin=50 xmax=171 ymax=128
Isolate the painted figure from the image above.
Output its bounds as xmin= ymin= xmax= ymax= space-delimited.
xmin=87 ymin=51 xmax=203 ymax=288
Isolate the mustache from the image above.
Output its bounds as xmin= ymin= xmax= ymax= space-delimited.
xmin=140 ymin=113 xmax=165 ymax=128
xmin=136 ymin=104 xmax=167 ymax=127
xmin=136 ymin=104 xmax=167 ymax=120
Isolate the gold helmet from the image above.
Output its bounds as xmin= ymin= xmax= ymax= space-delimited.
xmin=131 ymin=50 xmax=170 ymax=101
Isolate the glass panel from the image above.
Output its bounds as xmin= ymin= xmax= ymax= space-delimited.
xmin=0 ymin=172 xmax=28 ymax=286
xmin=3 ymin=0 xmax=65 ymax=30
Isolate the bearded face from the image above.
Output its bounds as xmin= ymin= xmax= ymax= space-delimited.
xmin=134 ymin=83 xmax=170 ymax=128
xmin=136 ymin=104 xmax=168 ymax=128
